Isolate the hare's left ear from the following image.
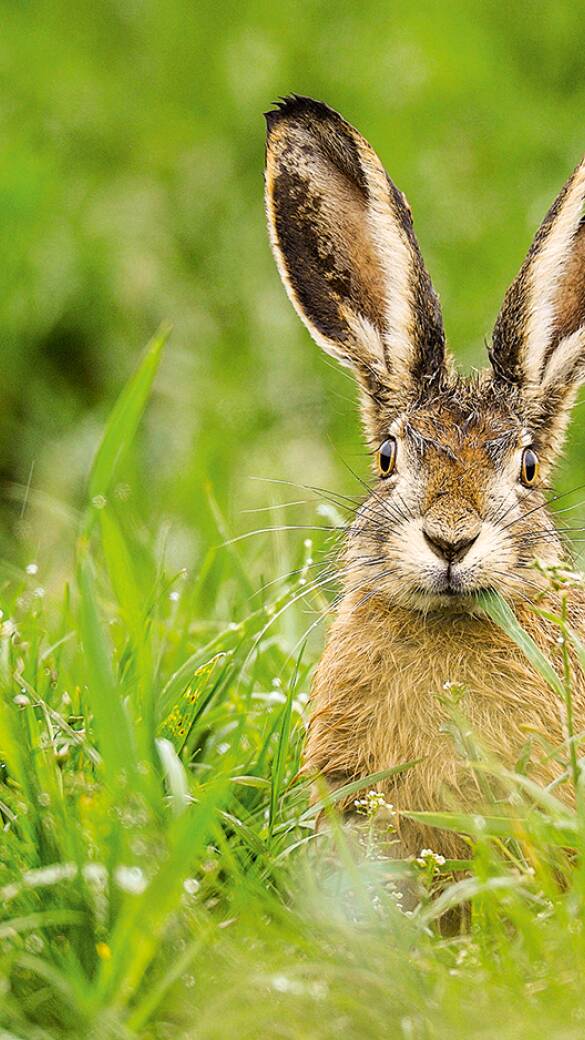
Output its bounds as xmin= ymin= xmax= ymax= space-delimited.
xmin=490 ymin=156 xmax=585 ymax=449
xmin=264 ymin=96 xmax=447 ymax=415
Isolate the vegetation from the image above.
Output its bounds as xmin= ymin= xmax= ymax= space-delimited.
xmin=0 ymin=330 xmax=584 ymax=1038
xmin=3 ymin=2 xmax=585 ymax=1036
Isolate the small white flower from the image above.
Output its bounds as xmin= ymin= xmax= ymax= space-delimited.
xmin=26 ymin=563 xmax=38 ymax=576
xmin=91 ymin=494 xmax=107 ymax=510
xmin=33 ymin=586 xmax=46 ymax=599
xmin=354 ymin=790 xmax=395 ymax=818
xmin=169 ymin=590 xmax=180 ymax=602
xmin=183 ymin=877 xmax=200 ymax=895
xmin=415 ymin=848 xmax=446 ymax=868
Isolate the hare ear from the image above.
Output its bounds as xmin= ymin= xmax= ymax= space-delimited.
xmin=490 ymin=156 xmax=585 ymax=447
xmin=264 ymin=96 xmax=446 ymax=412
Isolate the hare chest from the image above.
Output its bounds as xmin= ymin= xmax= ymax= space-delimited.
xmin=305 ymin=598 xmax=582 ymax=856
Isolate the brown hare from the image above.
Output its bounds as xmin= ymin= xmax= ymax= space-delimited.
xmin=264 ymin=95 xmax=585 ymax=860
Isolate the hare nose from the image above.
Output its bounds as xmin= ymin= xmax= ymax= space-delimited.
xmin=422 ymin=526 xmax=480 ymax=563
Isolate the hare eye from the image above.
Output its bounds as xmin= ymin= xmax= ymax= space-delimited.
xmin=378 ymin=437 xmax=397 ymax=478
xmin=521 ymin=447 xmax=539 ymax=486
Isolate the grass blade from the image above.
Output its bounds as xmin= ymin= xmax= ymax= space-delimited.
xmin=478 ymin=589 xmax=564 ymax=697
xmin=85 ymin=324 xmax=171 ymax=527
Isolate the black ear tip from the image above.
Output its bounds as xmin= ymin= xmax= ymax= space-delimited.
xmin=264 ymin=94 xmax=341 ymax=134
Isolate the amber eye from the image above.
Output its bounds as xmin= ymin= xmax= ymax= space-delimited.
xmin=378 ymin=437 xmax=397 ymax=478
xmin=521 ymin=447 xmax=539 ymax=487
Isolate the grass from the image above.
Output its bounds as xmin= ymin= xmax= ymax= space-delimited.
xmin=1 ymin=335 xmax=585 ymax=1039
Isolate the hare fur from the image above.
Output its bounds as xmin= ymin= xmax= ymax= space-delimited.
xmin=264 ymin=96 xmax=585 ymax=860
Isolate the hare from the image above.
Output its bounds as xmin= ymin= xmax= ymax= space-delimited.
xmin=264 ymin=95 xmax=585 ymax=860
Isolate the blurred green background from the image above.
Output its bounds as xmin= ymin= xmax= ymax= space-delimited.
xmin=2 ymin=0 xmax=585 ymax=573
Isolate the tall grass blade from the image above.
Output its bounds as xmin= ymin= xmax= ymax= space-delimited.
xmin=478 ymin=589 xmax=564 ymax=697
xmin=85 ymin=323 xmax=171 ymax=529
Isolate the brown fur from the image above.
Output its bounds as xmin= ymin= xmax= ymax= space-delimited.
xmin=307 ymin=592 xmax=585 ymax=860
xmin=553 ymin=221 xmax=585 ymax=344
xmin=264 ymin=96 xmax=585 ymax=862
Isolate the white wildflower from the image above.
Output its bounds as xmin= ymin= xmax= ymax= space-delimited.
xmin=354 ymin=790 xmax=395 ymax=818
xmin=415 ymin=847 xmax=446 ymax=868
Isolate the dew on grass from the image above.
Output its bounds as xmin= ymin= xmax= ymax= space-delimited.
xmin=83 ymin=863 xmax=108 ymax=887
xmin=24 ymin=933 xmax=45 ymax=954
xmin=23 ymin=863 xmax=77 ymax=887
xmin=114 ymin=865 xmax=148 ymax=894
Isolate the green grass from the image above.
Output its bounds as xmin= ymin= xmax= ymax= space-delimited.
xmin=2 ymin=337 xmax=585 ymax=1039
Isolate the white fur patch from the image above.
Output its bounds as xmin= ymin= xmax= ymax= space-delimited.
xmin=360 ymin=148 xmax=416 ymax=383
xmin=542 ymin=325 xmax=585 ymax=388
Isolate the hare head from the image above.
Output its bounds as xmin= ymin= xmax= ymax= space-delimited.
xmin=264 ymin=96 xmax=585 ymax=612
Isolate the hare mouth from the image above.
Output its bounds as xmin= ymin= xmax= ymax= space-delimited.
xmin=413 ymin=581 xmax=492 ymax=613
xmin=433 ymin=569 xmax=470 ymax=596
xmin=425 ymin=567 xmax=488 ymax=600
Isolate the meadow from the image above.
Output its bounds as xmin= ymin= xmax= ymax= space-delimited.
xmin=3 ymin=2 xmax=585 ymax=1037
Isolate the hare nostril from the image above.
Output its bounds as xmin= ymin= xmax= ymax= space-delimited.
xmin=422 ymin=528 xmax=479 ymax=563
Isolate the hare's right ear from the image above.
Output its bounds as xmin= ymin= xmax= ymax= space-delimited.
xmin=264 ymin=97 xmax=446 ymax=415
xmin=490 ymin=156 xmax=585 ymax=455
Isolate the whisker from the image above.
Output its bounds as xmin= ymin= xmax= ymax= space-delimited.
xmin=503 ymin=482 xmax=585 ymax=535
xmin=241 ymin=499 xmax=314 ymax=514
xmin=222 ymin=524 xmax=346 ymax=547
xmin=249 ymin=473 xmax=400 ymax=533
